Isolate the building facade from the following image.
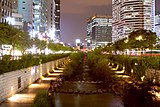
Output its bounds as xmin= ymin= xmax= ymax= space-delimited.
xmin=11 ymin=0 xmax=23 ymax=30
xmin=18 ymin=0 xmax=57 ymax=40
xmin=54 ymin=0 xmax=60 ymax=41
xmin=112 ymin=0 xmax=155 ymax=42
xmin=155 ymin=14 xmax=160 ymax=38
xmin=18 ymin=0 xmax=34 ymax=36
xmin=11 ymin=13 xmax=23 ymax=30
xmin=47 ymin=0 xmax=56 ymax=40
xmin=0 ymin=0 xmax=12 ymax=23
xmin=87 ymin=15 xmax=112 ymax=49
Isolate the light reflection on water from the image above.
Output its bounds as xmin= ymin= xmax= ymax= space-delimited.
xmin=54 ymin=93 xmax=124 ymax=107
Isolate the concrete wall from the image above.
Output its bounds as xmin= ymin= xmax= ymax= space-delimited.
xmin=145 ymin=69 xmax=160 ymax=83
xmin=0 ymin=57 xmax=68 ymax=103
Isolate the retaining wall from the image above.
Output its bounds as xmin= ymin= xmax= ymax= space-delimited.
xmin=145 ymin=69 xmax=160 ymax=83
xmin=0 ymin=57 xmax=68 ymax=103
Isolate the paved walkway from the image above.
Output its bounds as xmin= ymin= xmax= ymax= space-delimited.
xmin=0 ymin=70 xmax=63 ymax=107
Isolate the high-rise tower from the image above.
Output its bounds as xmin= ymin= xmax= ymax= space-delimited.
xmin=112 ymin=0 xmax=155 ymax=42
xmin=87 ymin=15 xmax=112 ymax=49
xmin=54 ymin=0 xmax=60 ymax=41
xmin=47 ymin=0 xmax=56 ymax=40
xmin=0 ymin=0 xmax=12 ymax=23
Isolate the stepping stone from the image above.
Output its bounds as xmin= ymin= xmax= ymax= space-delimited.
xmin=85 ymin=90 xmax=91 ymax=95
xmin=92 ymin=90 xmax=97 ymax=94
xmin=68 ymin=89 xmax=74 ymax=93
xmin=91 ymin=81 xmax=95 ymax=83
xmin=102 ymin=89 xmax=107 ymax=93
xmin=74 ymin=90 xmax=79 ymax=94
xmin=59 ymin=89 xmax=65 ymax=93
xmin=97 ymin=89 xmax=103 ymax=94
xmin=64 ymin=89 xmax=68 ymax=93
xmin=79 ymin=90 xmax=85 ymax=94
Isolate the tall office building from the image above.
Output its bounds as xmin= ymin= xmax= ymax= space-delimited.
xmin=18 ymin=0 xmax=52 ymax=39
xmin=54 ymin=0 xmax=60 ymax=41
xmin=112 ymin=0 xmax=155 ymax=42
xmin=18 ymin=0 xmax=57 ymax=40
xmin=47 ymin=0 xmax=56 ymax=40
xmin=11 ymin=0 xmax=23 ymax=30
xmin=87 ymin=15 xmax=112 ymax=49
xmin=18 ymin=0 xmax=34 ymax=36
xmin=155 ymin=14 xmax=160 ymax=38
xmin=0 ymin=0 xmax=12 ymax=23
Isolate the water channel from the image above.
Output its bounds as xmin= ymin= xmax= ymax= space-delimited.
xmin=53 ymin=93 xmax=124 ymax=107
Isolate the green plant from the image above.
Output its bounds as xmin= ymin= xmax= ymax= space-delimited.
xmin=31 ymin=91 xmax=52 ymax=107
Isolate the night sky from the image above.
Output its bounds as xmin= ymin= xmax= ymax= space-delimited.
xmin=61 ymin=0 xmax=160 ymax=44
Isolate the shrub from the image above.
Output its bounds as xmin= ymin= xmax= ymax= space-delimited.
xmin=123 ymin=84 xmax=155 ymax=107
xmin=31 ymin=91 xmax=53 ymax=107
xmin=63 ymin=52 xmax=84 ymax=80
xmin=0 ymin=53 xmax=70 ymax=74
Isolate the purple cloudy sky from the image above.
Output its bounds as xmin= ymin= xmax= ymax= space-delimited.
xmin=61 ymin=0 xmax=160 ymax=44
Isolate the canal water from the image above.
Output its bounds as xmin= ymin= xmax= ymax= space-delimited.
xmin=53 ymin=93 xmax=124 ymax=107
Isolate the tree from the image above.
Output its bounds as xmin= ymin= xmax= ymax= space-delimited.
xmin=48 ymin=42 xmax=73 ymax=52
xmin=102 ymin=43 xmax=114 ymax=54
xmin=128 ymin=29 xmax=156 ymax=50
xmin=16 ymin=32 xmax=33 ymax=55
xmin=112 ymin=38 xmax=128 ymax=54
xmin=0 ymin=23 xmax=29 ymax=56
xmin=33 ymin=37 xmax=47 ymax=53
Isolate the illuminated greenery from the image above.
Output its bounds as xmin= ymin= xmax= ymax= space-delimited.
xmin=0 ymin=23 xmax=74 ymax=56
xmin=102 ymin=29 xmax=157 ymax=53
xmin=0 ymin=54 xmax=70 ymax=74
xmin=63 ymin=52 xmax=84 ymax=80
xmin=128 ymin=29 xmax=156 ymax=50
xmin=87 ymin=52 xmax=112 ymax=81
xmin=0 ymin=23 xmax=32 ymax=55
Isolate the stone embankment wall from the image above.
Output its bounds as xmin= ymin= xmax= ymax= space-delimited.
xmin=145 ymin=69 xmax=160 ymax=83
xmin=0 ymin=57 xmax=68 ymax=103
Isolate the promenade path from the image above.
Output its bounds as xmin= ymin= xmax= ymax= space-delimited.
xmin=0 ymin=70 xmax=63 ymax=107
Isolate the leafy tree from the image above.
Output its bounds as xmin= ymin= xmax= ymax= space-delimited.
xmin=0 ymin=23 xmax=33 ymax=56
xmin=33 ymin=37 xmax=47 ymax=53
xmin=112 ymin=38 xmax=128 ymax=54
xmin=102 ymin=43 xmax=114 ymax=54
xmin=63 ymin=52 xmax=84 ymax=80
xmin=48 ymin=42 xmax=73 ymax=52
xmin=16 ymin=32 xmax=32 ymax=55
xmin=128 ymin=29 xmax=156 ymax=50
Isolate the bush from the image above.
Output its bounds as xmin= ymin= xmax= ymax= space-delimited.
xmin=0 ymin=53 xmax=70 ymax=74
xmin=63 ymin=52 xmax=84 ymax=80
xmin=123 ymin=84 xmax=155 ymax=107
xmin=31 ymin=91 xmax=53 ymax=107
xmin=87 ymin=52 xmax=112 ymax=81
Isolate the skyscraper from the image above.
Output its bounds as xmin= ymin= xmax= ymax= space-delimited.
xmin=112 ymin=0 xmax=155 ymax=42
xmin=0 ymin=0 xmax=12 ymax=23
xmin=47 ymin=0 xmax=56 ymax=40
xmin=11 ymin=0 xmax=23 ymax=30
xmin=54 ymin=0 xmax=61 ymax=41
xmin=18 ymin=0 xmax=55 ymax=39
xmin=155 ymin=14 xmax=160 ymax=38
xmin=87 ymin=15 xmax=112 ymax=49
xmin=18 ymin=0 xmax=34 ymax=36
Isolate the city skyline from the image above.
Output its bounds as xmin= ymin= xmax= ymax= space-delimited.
xmin=61 ymin=0 xmax=160 ymax=44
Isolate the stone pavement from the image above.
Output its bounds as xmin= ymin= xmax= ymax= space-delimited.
xmin=0 ymin=71 xmax=63 ymax=107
